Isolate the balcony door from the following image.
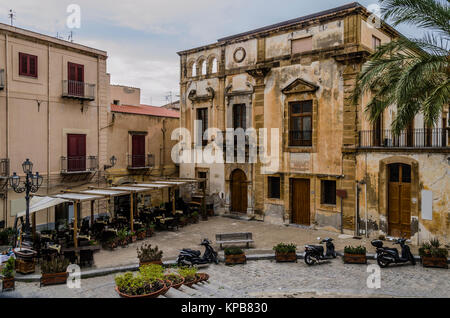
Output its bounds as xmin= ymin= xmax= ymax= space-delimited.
xmin=231 ymin=169 xmax=247 ymax=214
xmin=132 ymin=135 xmax=146 ymax=168
xmin=67 ymin=134 xmax=86 ymax=172
xmin=68 ymin=62 xmax=84 ymax=97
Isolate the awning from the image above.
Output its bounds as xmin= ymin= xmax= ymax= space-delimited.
xmin=151 ymin=181 xmax=188 ymax=186
xmin=53 ymin=193 xmax=104 ymax=202
xmin=131 ymin=183 xmax=170 ymax=189
xmin=109 ymin=186 xmax=151 ymax=193
xmin=16 ymin=196 xmax=69 ymax=218
xmin=79 ymin=189 xmax=130 ymax=197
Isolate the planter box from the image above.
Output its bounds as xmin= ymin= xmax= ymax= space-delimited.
xmin=15 ymin=258 xmax=35 ymax=274
xmin=343 ymin=253 xmax=367 ymax=264
xmin=421 ymin=256 xmax=448 ymax=269
xmin=275 ymin=251 xmax=297 ymax=263
xmin=139 ymin=260 xmax=163 ymax=267
xmin=40 ymin=272 xmax=69 ymax=287
xmin=2 ymin=277 xmax=15 ymax=291
xmin=225 ymin=253 xmax=246 ymax=265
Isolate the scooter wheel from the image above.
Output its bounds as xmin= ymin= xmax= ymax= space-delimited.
xmin=304 ymin=253 xmax=316 ymax=266
xmin=377 ymin=256 xmax=389 ymax=268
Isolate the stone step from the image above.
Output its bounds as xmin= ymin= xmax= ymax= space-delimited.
xmin=202 ymin=280 xmax=239 ymax=295
xmin=190 ymin=282 xmax=235 ymax=298
xmin=163 ymin=287 xmax=193 ymax=298
xmin=197 ymin=281 xmax=240 ymax=297
xmin=177 ymin=285 xmax=211 ymax=298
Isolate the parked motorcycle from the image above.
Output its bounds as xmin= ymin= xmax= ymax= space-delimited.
xmin=304 ymin=237 xmax=337 ymax=265
xmin=371 ymin=238 xmax=416 ymax=268
xmin=177 ymin=238 xmax=219 ymax=266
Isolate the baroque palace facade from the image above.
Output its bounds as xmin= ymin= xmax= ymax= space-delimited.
xmin=177 ymin=3 xmax=449 ymax=244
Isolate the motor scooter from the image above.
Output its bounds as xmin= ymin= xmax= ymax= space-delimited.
xmin=371 ymin=238 xmax=416 ymax=268
xmin=177 ymin=238 xmax=219 ymax=266
xmin=304 ymin=237 xmax=336 ymax=265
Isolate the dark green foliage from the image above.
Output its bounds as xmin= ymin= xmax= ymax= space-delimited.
xmin=419 ymin=238 xmax=448 ymax=258
xmin=224 ymin=246 xmax=244 ymax=255
xmin=137 ymin=243 xmax=163 ymax=262
xmin=273 ymin=243 xmax=296 ymax=253
xmin=1 ymin=257 xmax=15 ymax=278
xmin=344 ymin=246 xmax=367 ymax=255
xmin=41 ymin=256 xmax=70 ymax=274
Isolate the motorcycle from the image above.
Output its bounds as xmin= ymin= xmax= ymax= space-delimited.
xmin=371 ymin=238 xmax=416 ymax=268
xmin=304 ymin=237 xmax=337 ymax=265
xmin=177 ymin=238 xmax=219 ymax=266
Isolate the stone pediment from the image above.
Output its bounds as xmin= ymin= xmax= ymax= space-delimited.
xmin=282 ymin=78 xmax=319 ymax=94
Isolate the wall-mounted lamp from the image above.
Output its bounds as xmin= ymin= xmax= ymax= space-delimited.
xmin=104 ymin=155 xmax=117 ymax=171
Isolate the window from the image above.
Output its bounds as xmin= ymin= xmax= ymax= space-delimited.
xmin=113 ymin=100 xmax=120 ymax=105
xmin=211 ymin=58 xmax=218 ymax=73
xmin=321 ymin=180 xmax=336 ymax=205
xmin=68 ymin=62 xmax=84 ymax=96
xmin=372 ymin=36 xmax=381 ymax=50
xmin=292 ymin=37 xmax=312 ymax=54
xmin=67 ymin=134 xmax=86 ymax=172
xmin=233 ymin=104 xmax=246 ymax=129
xmin=197 ymin=171 xmax=208 ymax=192
xmin=191 ymin=62 xmax=197 ymax=77
xmin=289 ymin=100 xmax=312 ymax=146
xmin=201 ymin=60 xmax=207 ymax=75
xmin=196 ymin=108 xmax=208 ymax=146
xmin=268 ymin=177 xmax=281 ymax=199
xmin=131 ymin=134 xmax=146 ymax=168
xmin=19 ymin=52 xmax=38 ymax=78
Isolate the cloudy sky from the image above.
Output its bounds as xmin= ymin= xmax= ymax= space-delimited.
xmin=0 ymin=0 xmax=420 ymax=106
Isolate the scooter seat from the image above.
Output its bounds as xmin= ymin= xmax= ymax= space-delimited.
xmin=307 ymin=245 xmax=324 ymax=253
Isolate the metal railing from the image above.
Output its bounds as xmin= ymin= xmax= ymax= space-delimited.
xmin=62 ymin=80 xmax=95 ymax=100
xmin=289 ymin=130 xmax=312 ymax=147
xmin=0 ymin=158 xmax=9 ymax=177
xmin=61 ymin=156 xmax=98 ymax=173
xmin=0 ymin=69 xmax=4 ymax=90
xmin=359 ymin=128 xmax=449 ymax=148
xmin=127 ymin=154 xmax=155 ymax=169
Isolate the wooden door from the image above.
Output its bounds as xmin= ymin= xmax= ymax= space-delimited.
xmin=388 ymin=164 xmax=411 ymax=237
xmin=68 ymin=62 xmax=84 ymax=96
xmin=132 ymin=135 xmax=146 ymax=167
xmin=231 ymin=169 xmax=247 ymax=213
xmin=291 ymin=179 xmax=310 ymax=225
xmin=67 ymin=134 xmax=86 ymax=172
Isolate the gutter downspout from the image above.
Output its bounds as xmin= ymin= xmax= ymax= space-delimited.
xmin=47 ymin=43 xmax=51 ymax=227
xmin=161 ymin=119 xmax=167 ymax=177
xmin=4 ymin=34 xmax=9 ymax=227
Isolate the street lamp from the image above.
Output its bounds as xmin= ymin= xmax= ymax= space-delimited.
xmin=9 ymin=159 xmax=43 ymax=242
xmin=104 ymin=155 xmax=117 ymax=170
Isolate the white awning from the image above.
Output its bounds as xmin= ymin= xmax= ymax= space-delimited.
xmin=151 ymin=181 xmax=188 ymax=186
xmin=16 ymin=196 xmax=69 ymax=218
xmin=110 ymin=186 xmax=151 ymax=193
xmin=53 ymin=193 xmax=104 ymax=202
xmin=80 ymin=189 xmax=130 ymax=197
xmin=132 ymin=183 xmax=169 ymax=189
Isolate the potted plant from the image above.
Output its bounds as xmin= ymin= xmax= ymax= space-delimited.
xmin=146 ymin=223 xmax=155 ymax=238
xmin=164 ymin=273 xmax=185 ymax=289
xmin=139 ymin=264 xmax=171 ymax=295
xmin=178 ymin=266 xmax=198 ymax=287
xmin=40 ymin=256 xmax=70 ymax=287
xmin=343 ymin=246 xmax=367 ymax=264
xmin=273 ymin=243 xmax=297 ymax=262
xmin=114 ymin=272 xmax=166 ymax=298
xmin=129 ymin=231 xmax=137 ymax=243
xmin=191 ymin=211 xmax=200 ymax=224
xmin=117 ymin=229 xmax=128 ymax=247
xmin=224 ymin=246 xmax=246 ymax=265
xmin=137 ymin=243 xmax=163 ymax=266
xmin=1 ymin=257 xmax=15 ymax=291
xmin=136 ymin=228 xmax=146 ymax=241
xmin=102 ymin=236 xmax=117 ymax=250
xmin=419 ymin=238 xmax=448 ymax=269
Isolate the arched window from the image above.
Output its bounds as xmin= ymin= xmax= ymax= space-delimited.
xmin=211 ymin=58 xmax=218 ymax=73
xmin=201 ymin=60 xmax=207 ymax=75
xmin=192 ymin=62 xmax=197 ymax=77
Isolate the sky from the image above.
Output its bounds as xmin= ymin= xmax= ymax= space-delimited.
xmin=0 ymin=0 xmax=422 ymax=106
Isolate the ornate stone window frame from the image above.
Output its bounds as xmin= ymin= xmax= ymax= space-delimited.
xmin=282 ymin=78 xmax=319 ymax=153
xmin=225 ymin=83 xmax=254 ymax=130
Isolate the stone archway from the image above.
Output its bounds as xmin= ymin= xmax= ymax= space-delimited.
xmin=230 ymin=169 xmax=248 ymax=213
xmin=379 ymin=156 xmax=419 ymax=238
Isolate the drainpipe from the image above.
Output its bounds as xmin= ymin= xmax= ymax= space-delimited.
xmin=4 ymin=34 xmax=9 ymax=228
xmin=161 ymin=119 xmax=167 ymax=177
xmin=365 ymin=183 xmax=368 ymax=238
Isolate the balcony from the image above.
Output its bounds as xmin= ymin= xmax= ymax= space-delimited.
xmin=0 ymin=158 xmax=9 ymax=178
xmin=60 ymin=156 xmax=97 ymax=174
xmin=0 ymin=69 xmax=4 ymax=90
xmin=62 ymin=80 xmax=95 ymax=101
xmin=289 ymin=130 xmax=312 ymax=147
xmin=127 ymin=154 xmax=155 ymax=170
xmin=359 ymin=129 xmax=449 ymax=149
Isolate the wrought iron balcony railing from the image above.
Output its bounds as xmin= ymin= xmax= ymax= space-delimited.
xmin=0 ymin=158 xmax=9 ymax=177
xmin=127 ymin=154 xmax=155 ymax=170
xmin=0 ymin=69 xmax=4 ymax=90
xmin=62 ymin=80 xmax=95 ymax=101
xmin=289 ymin=130 xmax=312 ymax=147
xmin=61 ymin=156 xmax=98 ymax=174
xmin=359 ymin=128 xmax=449 ymax=148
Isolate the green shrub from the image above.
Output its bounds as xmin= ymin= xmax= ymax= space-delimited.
xmin=137 ymin=243 xmax=163 ymax=262
xmin=41 ymin=256 xmax=70 ymax=274
xmin=115 ymin=272 xmax=163 ymax=296
xmin=273 ymin=243 xmax=296 ymax=253
xmin=1 ymin=257 xmax=15 ymax=278
xmin=419 ymin=238 xmax=448 ymax=258
xmin=344 ymin=246 xmax=367 ymax=255
xmin=177 ymin=266 xmax=198 ymax=282
xmin=117 ymin=229 xmax=128 ymax=241
xmin=224 ymin=246 xmax=244 ymax=256
xmin=139 ymin=264 xmax=164 ymax=280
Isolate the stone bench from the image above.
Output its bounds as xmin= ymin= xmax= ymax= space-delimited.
xmin=216 ymin=232 xmax=254 ymax=249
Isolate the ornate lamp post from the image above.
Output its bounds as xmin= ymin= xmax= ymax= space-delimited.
xmin=9 ymin=159 xmax=43 ymax=240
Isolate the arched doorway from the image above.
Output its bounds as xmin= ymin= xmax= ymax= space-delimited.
xmin=231 ymin=169 xmax=247 ymax=213
xmin=388 ymin=163 xmax=412 ymax=238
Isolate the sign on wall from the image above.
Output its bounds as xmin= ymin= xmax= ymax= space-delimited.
xmin=421 ymin=190 xmax=433 ymax=221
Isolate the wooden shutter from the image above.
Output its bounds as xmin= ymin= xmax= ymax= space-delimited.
xmin=67 ymin=134 xmax=86 ymax=172
xmin=132 ymin=135 xmax=146 ymax=167
xmin=19 ymin=53 xmax=38 ymax=77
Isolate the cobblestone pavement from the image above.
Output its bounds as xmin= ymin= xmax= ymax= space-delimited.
xmin=3 ymin=259 xmax=449 ymax=298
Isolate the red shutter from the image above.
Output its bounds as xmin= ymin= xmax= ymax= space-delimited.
xmin=67 ymin=134 xmax=86 ymax=172
xmin=132 ymin=135 xmax=146 ymax=167
xmin=29 ymin=55 xmax=37 ymax=77
xmin=18 ymin=53 xmax=38 ymax=77
xmin=19 ymin=53 xmax=27 ymax=76
xmin=68 ymin=62 xmax=84 ymax=96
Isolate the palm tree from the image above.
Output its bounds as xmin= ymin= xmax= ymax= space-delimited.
xmin=353 ymin=0 xmax=449 ymax=135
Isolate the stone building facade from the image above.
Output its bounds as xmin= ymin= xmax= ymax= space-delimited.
xmin=177 ymin=3 xmax=449 ymax=244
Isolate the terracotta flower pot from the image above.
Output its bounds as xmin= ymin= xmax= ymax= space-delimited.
xmin=183 ymin=276 xmax=199 ymax=288
xmin=164 ymin=274 xmax=184 ymax=289
xmin=115 ymin=280 xmax=166 ymax=298
xmin=197 ymin=273 xmax=209 ymax=282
